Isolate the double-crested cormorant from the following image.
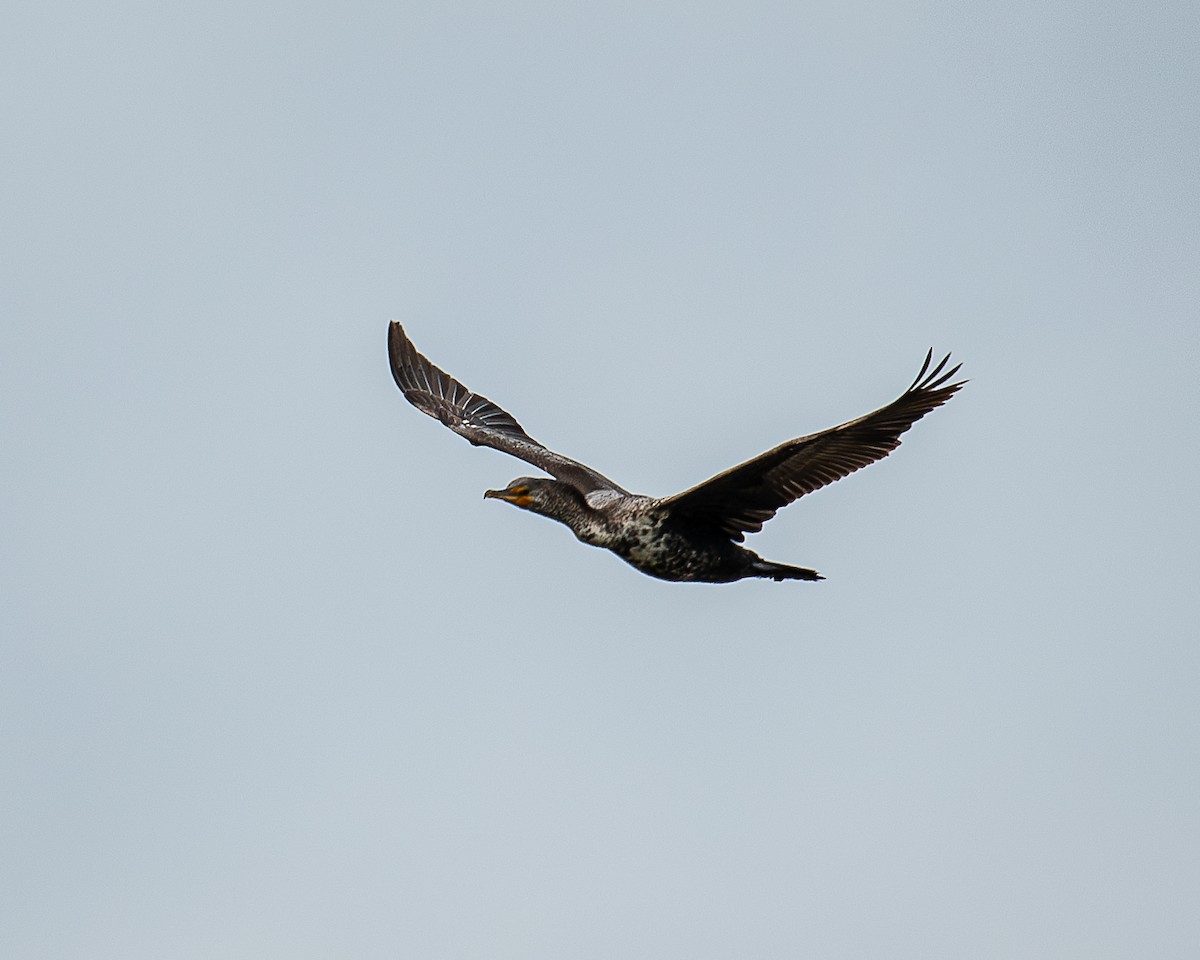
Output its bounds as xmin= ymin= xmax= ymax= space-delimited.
xmin=388 ymin=322 xmax=964 ymax=583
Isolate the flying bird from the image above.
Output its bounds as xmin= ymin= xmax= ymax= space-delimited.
xmin=388 ymin=323 xmax=964 ymax=583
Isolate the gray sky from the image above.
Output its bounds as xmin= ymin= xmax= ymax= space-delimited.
xmin=3 ymin=2 xmax=1198 ymax=957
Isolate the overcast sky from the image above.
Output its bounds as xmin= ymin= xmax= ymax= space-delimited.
xmin=3 ymin=2 xmax=1198 ymax=958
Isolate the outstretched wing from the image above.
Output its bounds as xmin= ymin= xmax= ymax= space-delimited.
xmin=661 ymin=350 xmax=965 ymax=541
xmin=387 ymin=322 xmax=626 ymax=495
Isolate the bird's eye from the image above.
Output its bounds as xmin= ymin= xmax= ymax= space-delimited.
xmin=512 ymin=486 xmax=528 ymax=495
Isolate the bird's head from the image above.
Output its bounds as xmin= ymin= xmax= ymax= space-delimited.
xmin=484 ymin=478 xmax=536 ymax=509
xmin=483 ymin=477 xmax=579 ymax=519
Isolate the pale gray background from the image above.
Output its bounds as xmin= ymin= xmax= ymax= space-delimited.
xmin=3 ymin=2 xmax=1198 ymax=958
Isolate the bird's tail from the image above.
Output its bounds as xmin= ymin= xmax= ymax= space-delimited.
xmin=751 ymin=559 xmax=824 ymax=582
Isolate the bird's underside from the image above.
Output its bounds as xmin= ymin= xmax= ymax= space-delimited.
xmin=387 ymin=322 xmax=965 ymax=583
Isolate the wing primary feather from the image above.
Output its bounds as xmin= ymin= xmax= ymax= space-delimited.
xmin=908 ymin=348 xmax=934 ymax=390
xmin=924 ymin=351 xmax=950 ymax=384
xmin=926 ymin=360 xmax=963 ymax=391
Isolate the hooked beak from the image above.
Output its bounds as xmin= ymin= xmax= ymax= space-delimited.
xmin=484 ymin=488 xmax=532 ymax=507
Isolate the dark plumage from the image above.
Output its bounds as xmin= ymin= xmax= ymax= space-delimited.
xmin=387 ymin=322 xmax=965 ymax=583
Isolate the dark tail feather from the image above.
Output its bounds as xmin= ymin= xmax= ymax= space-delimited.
xmin=751 ymin=559 xmax=824 ymax=582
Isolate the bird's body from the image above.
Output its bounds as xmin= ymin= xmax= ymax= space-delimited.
xmin=489 ymin=480 xmax=822 ymax=582
xmin=387 ymin=323 xmax=965 ymax=583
